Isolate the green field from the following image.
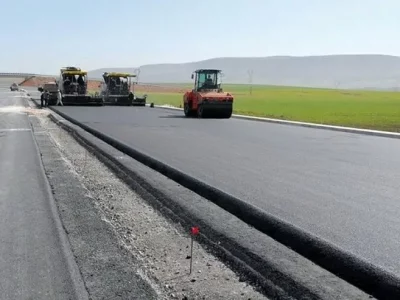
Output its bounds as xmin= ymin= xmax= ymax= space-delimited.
xmin=145 ymin=84 xmax=400 ymax=132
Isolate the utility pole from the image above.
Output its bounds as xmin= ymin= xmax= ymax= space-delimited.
xmin=248 ymin=69 xmax=253 ymax=95
xmin=136 ymin=68 xmax=141 ymax=83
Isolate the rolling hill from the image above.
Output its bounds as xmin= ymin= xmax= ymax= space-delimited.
xmin=88 ymin=55 xmax=400 ymax=89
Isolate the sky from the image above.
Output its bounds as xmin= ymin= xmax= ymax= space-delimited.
xmin=1 ymin=0 xmax=399 ymax=74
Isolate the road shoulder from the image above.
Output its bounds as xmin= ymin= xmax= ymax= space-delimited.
xmin=29 ymin=114 xmax=160 ymax=300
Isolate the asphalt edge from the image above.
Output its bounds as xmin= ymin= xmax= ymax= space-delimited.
xmin=27 ymin=114 xmax=89 ymax=300
xmin=149 ymin=104 xmax=400 ymax=139
xmin=46 ymin=104 xmax=400 ymax=300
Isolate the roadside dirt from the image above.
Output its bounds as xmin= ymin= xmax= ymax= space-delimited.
xmin=32 ymin=105 xmax=268 ymax=300
xmin=20 ymin=76 xmax=187 ymax=94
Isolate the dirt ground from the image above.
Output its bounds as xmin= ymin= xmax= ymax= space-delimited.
xmin=19 ymin=76 xmax=186 ymax=94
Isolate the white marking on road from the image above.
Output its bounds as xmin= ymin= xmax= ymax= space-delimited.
xmin=0 ymin=106 xmax=28 ymax=113
xmin=0 ymin=128 xmax=32 ymax=132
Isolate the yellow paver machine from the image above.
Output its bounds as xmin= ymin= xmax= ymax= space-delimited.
xmin=58 ymin=66 xmax=103 ymax=106
xmin=98 ymin=72 xmax=147 ymax=106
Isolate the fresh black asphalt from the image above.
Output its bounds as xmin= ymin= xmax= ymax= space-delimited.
xmin=0 ymin=84 xmax=87 ymax=300
xmin=52 ymin=105 xmax=400 ymax=279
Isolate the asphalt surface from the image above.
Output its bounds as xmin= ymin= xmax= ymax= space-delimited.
xmin=49 ymin=104 xmax=400 ymax=279
xmin=0 ymin=83 xmax=87 ymax=299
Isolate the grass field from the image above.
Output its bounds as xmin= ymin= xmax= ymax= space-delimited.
xmin=144 ymin=84 xmax=400 ymax=132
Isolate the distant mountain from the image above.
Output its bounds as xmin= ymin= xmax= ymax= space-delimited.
xmin=88 ymin=55 xmax=400 ymax=89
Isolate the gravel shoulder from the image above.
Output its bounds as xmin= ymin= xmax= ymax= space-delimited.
xmin=30 ymin=107 xmax=268 ymax=299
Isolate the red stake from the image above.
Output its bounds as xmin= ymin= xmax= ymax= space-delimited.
xmin=189 ymin=227 xmax=200 ymax=275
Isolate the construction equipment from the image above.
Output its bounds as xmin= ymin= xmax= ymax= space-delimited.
xmin=10 ymin=83 xmax=19 ymax=91
xmin=99 ymin=72 xmax=146 ymax=106
xmin=58 ymin=66 xmax=102 ymax=106
xmin=37 ymin=82 xmax=59 ymax=105
xmin=183 ymin=69 xmax=233 ymax=118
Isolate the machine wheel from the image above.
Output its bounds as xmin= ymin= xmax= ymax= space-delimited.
xmin=197 ymin=105 xmax=205 ymax=118
xmin=184 ymin=103 xmax=192 ymax=117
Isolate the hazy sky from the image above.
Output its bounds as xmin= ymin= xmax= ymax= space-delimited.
xmin=1 ymin=0 xmax=399 ymax=74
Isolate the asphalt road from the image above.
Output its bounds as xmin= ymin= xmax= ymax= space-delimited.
xmin=0 ymin=83 xmax=87 ymax=299
xmin=51 ymin=104 xmax=400 ymax=279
